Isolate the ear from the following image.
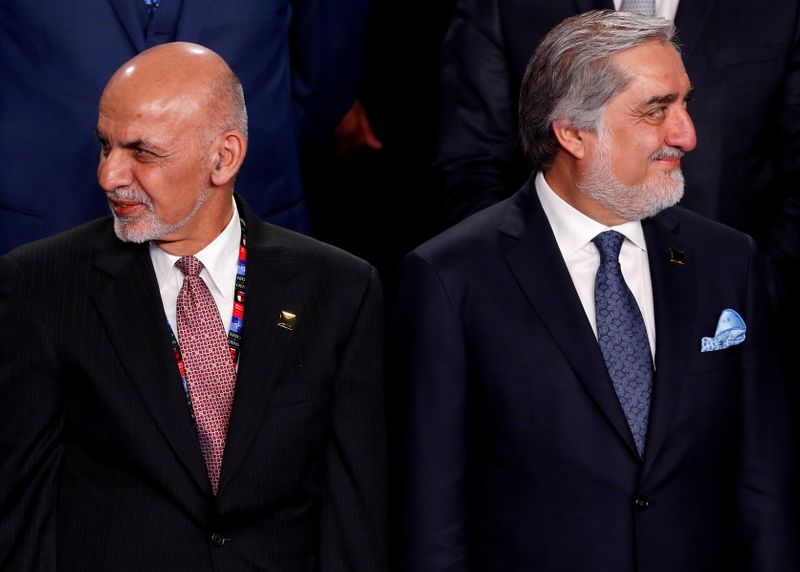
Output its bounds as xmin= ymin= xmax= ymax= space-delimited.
xmin=551 ymin=119 xmax=588 ymax=160
xmin=209 ymin=131 xmax=247 ymax=187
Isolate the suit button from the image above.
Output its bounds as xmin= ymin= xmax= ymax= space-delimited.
xmin=634 ymin=496 xmax=650 ymax=511
xmin=210 ymin=532 xmax=228 ymax=547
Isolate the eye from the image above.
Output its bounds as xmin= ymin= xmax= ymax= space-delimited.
xmin=133 ymin=147 xmax=156 ymax=160
xmin=649 ymin=106 xmax=667 ymax=118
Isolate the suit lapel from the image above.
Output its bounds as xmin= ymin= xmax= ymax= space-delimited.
xmin=217 ymin=206 xmax=300 ymax=495
xmin=174 ymin=0 xmax=215 ymax=42
xmin=108 ymin=0 xmax=146 ymax=52
xmin=640 ymin=211 xmax=695 ymax=476
xmin=501 ymin=181 xmax=640 ymax=459
xmin=92 ymin=233 xmax=211 ymax=494
xmin=673 ymin=0 xmax=719 ymax=62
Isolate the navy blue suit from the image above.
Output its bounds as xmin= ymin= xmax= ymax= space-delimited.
xmin=435 ymin=0 xmax=800 ymax=285
xmin=0 ymin=0 xmax=366 ymax=253
xmin=395 ymin=178 xmax=797 ymax=571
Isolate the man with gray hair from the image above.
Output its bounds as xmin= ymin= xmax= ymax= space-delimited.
xmin=396 ymin=10 xmax=795 ymax=571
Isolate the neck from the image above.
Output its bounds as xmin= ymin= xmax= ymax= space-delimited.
xmin=155 ymin=192 xmax=235 ymax=256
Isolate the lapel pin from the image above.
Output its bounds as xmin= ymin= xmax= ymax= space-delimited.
xmin=278 ymin=310 xmax=296 ymax=331
xmin=667 ymin=247 xmax=686 ymax=266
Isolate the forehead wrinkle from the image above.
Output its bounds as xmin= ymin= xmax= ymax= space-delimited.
xmin=102 ymin=69 xmax=207 ymax=121
xmin=101 ymin=92 xmax=205 ymax=149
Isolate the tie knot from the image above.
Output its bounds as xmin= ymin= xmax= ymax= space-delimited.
xmin=593 ymin=230 xmax=625 ymax=263
xmin=618 ymin=0 xmax=656 ymax=16
xmin=176 ymin=256 xmax=204 ymax=277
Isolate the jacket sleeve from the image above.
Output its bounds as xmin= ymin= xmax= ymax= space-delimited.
xmin=762 ymin=11 xmax=800 ymax=304
xmin=434 ymin=0 xmax=527 ymax=226
xmin=320 ymin=266 xmax=388 ymax=571
xmin=738 ymin=240 xmax=799 ymax=571
xmin=290 ymin=0 xmax=368 ymax=153
xmin=0 ymin=254 xmax=62 ymax=571
xmin=394 ymin=251 xmax=470 ymax=572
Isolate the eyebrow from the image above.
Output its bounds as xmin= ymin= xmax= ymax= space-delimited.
xmin=94 ymin=128 xmax=167 ymax=154
xmin=641 ymin=87 xmax=695 ymax=107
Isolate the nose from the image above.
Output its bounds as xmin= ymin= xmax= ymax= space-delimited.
xmin=97 ymin=147 xmax=133 ymax=192
xmin=665 ymin=107 xmax=697 ymax=152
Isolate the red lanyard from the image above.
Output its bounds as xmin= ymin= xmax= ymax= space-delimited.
xmin=167 ymin=217 xmax=248 ymax=417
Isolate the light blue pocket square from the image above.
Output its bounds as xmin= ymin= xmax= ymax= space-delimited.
xmin=700 ymin=309 xmax=746 ymax=352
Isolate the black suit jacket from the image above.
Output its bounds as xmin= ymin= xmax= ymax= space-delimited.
xmin=435 ymin=0 xmax=800 ymax=282
xmin=395 ymin=179 xmax=796 ymax=571
xmin=0 ymin=0 xmax=367 ymax=253
xmin=0 ymin=197 xmax=387 ymax=571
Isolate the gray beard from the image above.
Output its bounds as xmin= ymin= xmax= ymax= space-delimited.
xmin=109 ymin=186 xmax=211 ymax=243
xmin=577 ymin=130 xmax=685 ymax=222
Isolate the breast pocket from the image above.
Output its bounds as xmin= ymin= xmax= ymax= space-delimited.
xmin=688 ymin=344 xmax=743 ymax=374
xmin=268 ymin=377 xmax=332 ymax=408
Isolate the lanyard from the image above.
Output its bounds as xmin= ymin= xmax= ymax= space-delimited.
xmin=167 ymin=217 xmax=248 ymax=417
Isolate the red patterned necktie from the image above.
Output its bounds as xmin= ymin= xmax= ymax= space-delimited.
xmin=175 ymin=256 xmax=236 ymax=494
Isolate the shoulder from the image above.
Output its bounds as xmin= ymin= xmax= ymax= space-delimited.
xmin=652 ymin=206 xmax=756 ymax=255
xmin=648 ymin=206 xmax=761 ymax=291
xmin=3 ymin=217 xmax=112 ymax=274
xmin=247 ymin=216 xmax=378 ymax=297
xmin=238 ymin=192 xmax=377 ymax=285
xmin=412 ymin=198 xmax=510 ymax=270
xmin=404 ymin=181 xmax=544 ymax=287
xmin=1 ymin=218 xmax=118 ymax=317
xmin=252 ymin=218 xmax=372 ymax=270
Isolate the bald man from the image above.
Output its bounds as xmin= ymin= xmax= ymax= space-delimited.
xmin=0 ymin=43 xmax=387 ymax=572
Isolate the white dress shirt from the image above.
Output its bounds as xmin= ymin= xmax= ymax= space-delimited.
xmin=535 ymin=172 xmax=656 ymax=361
xmin=613 ymin=0 xmax=679 ymax=20
xmin=149 ymin=198 xmax=241 ymax=338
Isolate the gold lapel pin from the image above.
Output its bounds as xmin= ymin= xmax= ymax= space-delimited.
xmin=668 ymin=247 xmax=686 ymax=265
xmin=278 ymin=310 xmax=296 ymax=331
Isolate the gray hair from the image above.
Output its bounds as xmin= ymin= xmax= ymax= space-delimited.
xmin=222 ymin=72 xmax=248 ymax=142
xmin=519 ymin=10 xmax=676 ymax=171
xmin=206 ymin=71 xmax=248 ymax=143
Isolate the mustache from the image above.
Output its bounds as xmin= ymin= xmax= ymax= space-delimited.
xmin=107 ymin=187 xmax=153 ymax=207
xmin=649 ymin=147 xmax=684 ymax=161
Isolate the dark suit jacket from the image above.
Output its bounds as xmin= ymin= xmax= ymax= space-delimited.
xmin=435 ymin=0 xmax=800 ymax=281
xmin=0 ymin=0 xmax=367 ymax=253
xmin=395 ymin=178 xmax=796 ymax=571
xmin=0 ymin=197 xmax=387 ymax=571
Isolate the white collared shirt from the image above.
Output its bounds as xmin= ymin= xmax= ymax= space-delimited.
xmin=149 ymin=198 xmax=241 ymax=338
xmin=535 ymin=172 xmax=656 ymax=360
xmin=613 ymin=0 xmax=679 ymax=20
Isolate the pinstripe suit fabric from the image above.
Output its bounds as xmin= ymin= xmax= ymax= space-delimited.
xmin=0 ymin=196 xmax=387 ymax=571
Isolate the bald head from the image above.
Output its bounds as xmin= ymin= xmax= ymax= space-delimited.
xmin=96 ymin=43 xmax=249 ymax=255
xmin=103 ymin=42 xmax=247 ymax=142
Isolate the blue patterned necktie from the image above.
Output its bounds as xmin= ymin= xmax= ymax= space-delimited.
xmin=593 ymin=231 xmax=653 ymax=458
xmin=619 ymin=0 xmax=656 ymax=16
